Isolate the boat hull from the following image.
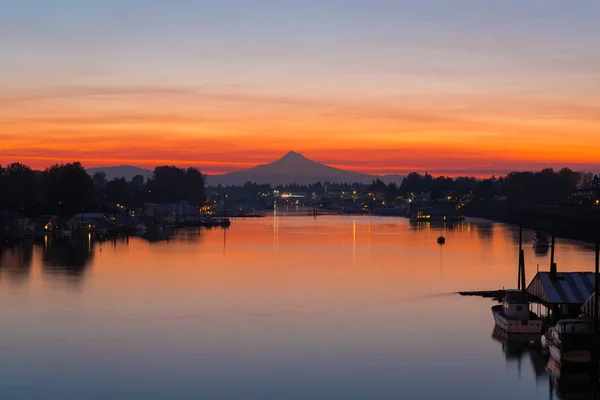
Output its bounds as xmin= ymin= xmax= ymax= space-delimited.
xmin=492 ymin=305 xmax=543 ymax=334
xmin=549 ymin=344 xmax=592 ymax=365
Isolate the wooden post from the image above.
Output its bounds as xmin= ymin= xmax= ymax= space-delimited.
xmin=520 ymin=249 xmax=526 ymax=293
xmin=550 ymin=235 xmax=555 ymax=264
xmin=550 ymin=235 xmax=557 ymax=279
xmin=595 ymin=242 xmax=599 ymax=333
xmin=518 ymin=225 xmax=523 ymax=290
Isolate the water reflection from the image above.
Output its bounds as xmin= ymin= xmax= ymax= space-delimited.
xmin=138 ymin=225 xmax=176 ymax=243
xmin=408 ymin=219 xmax=463 ymax=232
xmin=534 ymin=245 xmax=550 ymax=257
xmin=2 ymin=217 xmax=600 ymax=399
xmin=546 ymin=358 xmax=600 ymax=400
xmin=491 ymin=326 xmax=545 ymax=374
xmin=476 ymin=222 xmax=495 ymax=240
xmin=491 ymin=326 xmax=600 ymax=399
xmin=0 ymin=240 xmax=33 ymax=282
xmin=42 ymin=236 xmax=94 ymax=277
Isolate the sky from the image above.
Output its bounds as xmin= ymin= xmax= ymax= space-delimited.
xmin=1 ymin=0 xmax=600 ymax=177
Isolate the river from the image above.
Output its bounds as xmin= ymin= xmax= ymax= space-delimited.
xmin=1 ymin=215 xmax=598 ymax=399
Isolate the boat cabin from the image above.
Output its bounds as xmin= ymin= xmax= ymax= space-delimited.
xmin=503 ymin=290 xmax=531 ymax=320
xmin=554 ymin=319 xmax=593 ymax=335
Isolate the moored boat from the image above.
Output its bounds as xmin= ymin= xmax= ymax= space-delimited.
xmin=491 ymin=290 xmax=543 ymax=334
xmin=543 ymin=319 xmax=595 ymax=365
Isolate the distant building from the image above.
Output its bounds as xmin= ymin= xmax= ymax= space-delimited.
xmin=69 ymin=212 xmax=110 ymax=230
xmin=569 ymin=188 xmax=600 ymax=207
xmin=143 ymin=202 xmax=201 ymax=224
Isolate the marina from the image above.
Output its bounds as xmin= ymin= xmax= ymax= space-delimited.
xmin=461 ymin=219 xmax=600 ymax=392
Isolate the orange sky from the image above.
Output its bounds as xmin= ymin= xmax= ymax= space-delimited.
xmin=2 ymin=2 xmax=600 ymax=176
xmin=2 ymin=85 xmax=600 ymax=176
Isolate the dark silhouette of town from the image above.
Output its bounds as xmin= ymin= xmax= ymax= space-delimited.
xmin=1 ymin=161 xmax=600 ymax=243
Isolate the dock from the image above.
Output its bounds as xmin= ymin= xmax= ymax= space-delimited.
xmin=458 ymin=290 xmax=505 ymax=300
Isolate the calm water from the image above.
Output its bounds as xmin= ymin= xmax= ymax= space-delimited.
xmin=1 ymin=215 xmax=599 ymax=399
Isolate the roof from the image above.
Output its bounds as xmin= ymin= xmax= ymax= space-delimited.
xmin=527 ymin=272 xmax=596 ymax=305
xmin=556 ymin=319 xmax=589 ymax=324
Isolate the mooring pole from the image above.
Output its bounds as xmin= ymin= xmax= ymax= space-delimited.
xmin=550 ymin=235 xmax=556 ymax=265
xmin=518 ymin=225 xmax=523 ymax=290
xmin=520 ymin=248 xmax=526 ymax=293
xmin=595 ymin=242 xmax=599 ymax=333
xmin=550 ymin=235 xmax=557 ymax=279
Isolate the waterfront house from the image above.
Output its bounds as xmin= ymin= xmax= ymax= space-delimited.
xmin=527 ymin=271 xmax=596 ymax=319
xmin=143 ymin=203 xmax=176 ymax=224
xmin=569 ymin=188 xmax=600 ymax=207
xmin=69 ymin=212 xmax=110 ymax=231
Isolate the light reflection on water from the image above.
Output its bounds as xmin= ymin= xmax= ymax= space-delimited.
xmin=0 ymin=216 xmax=599 ymax=399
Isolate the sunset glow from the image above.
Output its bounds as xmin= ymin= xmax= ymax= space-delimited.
xmin=2 ymin=1 xmax=600 ymax=176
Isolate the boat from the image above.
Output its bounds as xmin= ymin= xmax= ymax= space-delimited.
xmin=491 ymin=290 xmax=543 ymax=334
xmin=437 ymin=236 xmax=446 ymax=245
xmin=532 ymin=232 xmax=550 ymax=248
xmin=542 ymin=319 xmax=595 ymax=365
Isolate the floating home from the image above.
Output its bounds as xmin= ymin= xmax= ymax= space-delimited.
xmin=527 ymin=270 xmax=597 ymax=320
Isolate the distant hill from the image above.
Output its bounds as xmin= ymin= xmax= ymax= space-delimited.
xmin=87 ymin=165 xmax=152 ymax=181
xmin=206 ymin=151 xmax=404 ymax=186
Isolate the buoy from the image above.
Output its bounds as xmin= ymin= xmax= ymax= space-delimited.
xmin=437 ymin=236 xmax=446 ymax=245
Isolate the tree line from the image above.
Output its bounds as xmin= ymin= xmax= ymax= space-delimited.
xmin=2 ymin=161 xmax=596 ymax=217
xmin=0 ymin=162 xmax=206 ymax=217
xmin=209 ymin=167 xmax=597 ymax=208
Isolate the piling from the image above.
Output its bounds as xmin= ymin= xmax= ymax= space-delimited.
xmin=550 ymin=235 xmax=557 ymax=279
xmin=595 ymin=242 xmax=599 ymax=333
xmin=518 ymin=226 xmax=523 ymax=290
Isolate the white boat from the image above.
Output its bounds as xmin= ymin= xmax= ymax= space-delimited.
xmin=491 ymin=290 xmax=543 ymax=334
xmin=532 ymin=232 xmax=550 ymax=248
xmin=543 ymin=319 xmax=595 ymax=365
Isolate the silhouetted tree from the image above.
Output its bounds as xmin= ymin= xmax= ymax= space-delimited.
xmin=147 ymin=166 xmax=205 ymax=204
xmin=148 ymin=166 xmax=186 ymax=203
xmin=368 ymin=179 xmax=387 ymax=193
xmin=385 ymin=182 xmax=398 ymax=202
xmin=131 ymin=174 xmax=145 ymax=188
xmin=0 ymin=164 xmax=4 ymax=208
xmin=400 ymin=172 xmax=423 ymax=194
xmin=3 ymin=163 xmax=38 ymax=210
xmin=475 ymin=179 xmax=495 ymax=201
xmin=184 ymin=167 xmax=206 ymax=205
xmin=39 ymin=162 xmax=96 ymax=215
xmin=106 ymin=177 xmax=132 ymax=206
xmin=92 ymin=171 xmax=107 ymax=189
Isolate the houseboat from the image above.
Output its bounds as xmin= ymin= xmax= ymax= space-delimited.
xmin=491 ymin=290 xmax=543 ymax=334
xmin=542 ymin=319 xmax=595 ymax=365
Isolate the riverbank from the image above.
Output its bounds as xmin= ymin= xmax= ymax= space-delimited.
xmin=463 ymin=202 xmax=600 ymax=244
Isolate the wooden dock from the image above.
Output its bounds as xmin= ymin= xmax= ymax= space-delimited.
xmin=458 ymin=290 xmax=505 ymax=300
